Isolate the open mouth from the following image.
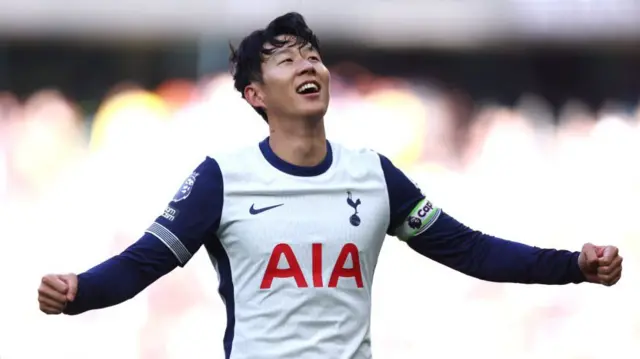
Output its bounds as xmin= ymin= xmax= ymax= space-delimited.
xmin=296 ymin=81 xmax=321 ymax=95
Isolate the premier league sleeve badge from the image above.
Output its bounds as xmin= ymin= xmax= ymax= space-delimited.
xmin=172 ymin=172 xmax=199 ymax=202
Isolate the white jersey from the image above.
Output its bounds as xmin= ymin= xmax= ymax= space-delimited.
xmin=148 ymin=138 xmax=439 ymax=359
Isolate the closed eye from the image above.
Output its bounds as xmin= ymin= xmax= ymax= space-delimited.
xmin=308 ymin=56 xmax=320 ymax=62
xmin=279 ymin=58 xmax=293 ymax=65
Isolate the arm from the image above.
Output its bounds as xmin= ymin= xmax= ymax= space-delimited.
xmin=379 ymin=154 xmax=585 ymax=284
xmin=64 ymin=157 xmax=224 ymax=314
xmin=398 ymin=205 xmax=584 ymax=284
xmin=64 ymin=233 xmax=179 ymax=314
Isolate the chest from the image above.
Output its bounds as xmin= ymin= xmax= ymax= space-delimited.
xmin=217 ymin=183 xmax=390 ymax=262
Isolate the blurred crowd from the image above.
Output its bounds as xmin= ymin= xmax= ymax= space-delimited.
xmin=1 ymin=65 xmax=639 ymax=359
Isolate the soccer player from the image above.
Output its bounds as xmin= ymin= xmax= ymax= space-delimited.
xmin=38 ymin=12 xmax=623 ymax=359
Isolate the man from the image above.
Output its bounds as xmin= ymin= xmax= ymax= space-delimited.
xmin=38 ymin=12 xmax=623 ymax=359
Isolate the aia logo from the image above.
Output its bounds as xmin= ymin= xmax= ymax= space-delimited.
xmin=260 ymin=243 xmax=364 ymax=289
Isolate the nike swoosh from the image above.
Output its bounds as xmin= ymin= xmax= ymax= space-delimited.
xmin=249 ymin=203 xmax=284 ymax=215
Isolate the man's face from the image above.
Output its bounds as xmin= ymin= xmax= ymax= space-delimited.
xmin=248 ymin=35 xmax=330 ymax=121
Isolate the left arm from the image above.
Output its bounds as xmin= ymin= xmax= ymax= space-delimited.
xmin=399 ymin=205 xmax=584 ymax=284
xmin=379 ymin=154 xmax=585 ymax=284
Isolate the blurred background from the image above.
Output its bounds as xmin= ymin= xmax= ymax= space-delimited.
xmin=1 ymin=1 xmax=640 ymax=358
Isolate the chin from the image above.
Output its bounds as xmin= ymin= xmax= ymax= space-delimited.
xmin=298 ymin=103 xmax=328 ymax=120
xmin=301 ymin=108 xmax=328 ymax=120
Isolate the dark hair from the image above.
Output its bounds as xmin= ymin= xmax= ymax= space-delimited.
xmin=229 ymin=12 xmax=321 ymax=123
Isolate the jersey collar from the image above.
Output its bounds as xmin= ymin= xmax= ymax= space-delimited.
xmin=259 ymin=137 xmax=333 ymax=177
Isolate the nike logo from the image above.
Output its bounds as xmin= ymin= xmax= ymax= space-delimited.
xmin=249 ymin=203 xmax=284 ymax=215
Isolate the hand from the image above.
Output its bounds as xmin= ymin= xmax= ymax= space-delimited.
xmin=578 ymin=243 xmax=623 ymax=286
xmin=38 ymin=273 xmax=78 ymax=314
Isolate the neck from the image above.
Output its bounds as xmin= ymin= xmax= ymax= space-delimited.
xmin=268 ymin=116 xmax=327 ymax=167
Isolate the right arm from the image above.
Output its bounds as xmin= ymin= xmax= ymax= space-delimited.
xmin=63 ymin=233 xmax=179 ymax=315
xmin=60 ymin=157 xmax=224 ymax=315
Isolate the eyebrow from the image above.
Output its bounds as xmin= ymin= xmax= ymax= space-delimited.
xmin=264 ymin=43 xmax=316 ymax=62
xmin=275 ymin=43 xmax=315 ymax=55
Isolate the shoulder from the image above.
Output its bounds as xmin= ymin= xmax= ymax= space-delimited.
xmin=193 ymin=156 xmax=223 ymax=180
xmin=330 ymin=141 xmax=412 ymax=180
xmin=171 ymin=156 xmax=223 ymax=203
xmin=329 ymin=140 xmax=384 ymax=172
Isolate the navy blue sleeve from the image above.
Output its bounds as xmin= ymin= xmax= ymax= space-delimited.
xmin=407 ymin=213 xmax=585 ymax=284
xmin=379 ymin=154 xmax=585 ymax=285
xmin=378 ymin=154 xmax=425 ymax=234
xmin=64 ymin=233 xmax=179 ymax=315
xmin=146 ymin=157 xmax=224 ymax=266
xmin=64 ymin=157 xmax=224 ymax=315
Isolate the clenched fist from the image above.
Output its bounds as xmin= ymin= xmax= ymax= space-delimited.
xmin=578 ymin=243 xmax=623 ymax=286
xmin=38 ymin=273 xmax=78 ymax=314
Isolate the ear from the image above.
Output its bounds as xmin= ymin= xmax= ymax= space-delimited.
xmin=244 ymin=83 xmax=266 ymax=109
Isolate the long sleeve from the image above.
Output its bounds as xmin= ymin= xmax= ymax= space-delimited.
xmin=65 ymin=156 xmax=225 ymax=314
xmin=378 ymin=153 xmax=585 ymax=285
xmin=405 ymin=211 xmax=585 ymax=284
xmin=64 ymin=233 xmax=179 ymax=315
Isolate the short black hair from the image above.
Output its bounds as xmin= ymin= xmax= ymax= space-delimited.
xmin=229 ymin=12 xmax=321 ymax=123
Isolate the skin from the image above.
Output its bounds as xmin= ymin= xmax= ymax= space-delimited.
xmin=578 ymin=243 xmax=623 ymax=286
xmin=244 ymin=35 xmax=331 ymax=167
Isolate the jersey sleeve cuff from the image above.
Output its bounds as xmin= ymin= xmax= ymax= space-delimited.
xmin=569 ymin=251 xmax=587 ymax=283
xmin=145 ymin=222 xmax=193 ymax=266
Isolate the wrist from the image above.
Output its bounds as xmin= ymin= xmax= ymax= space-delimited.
xmin=62 ymin=274 xmax=84 ymax=315
xmin=569 ymin=251 xmax=587 ymax=283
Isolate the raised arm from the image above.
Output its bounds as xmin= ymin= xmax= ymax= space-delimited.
xmin=379 ymin=154 xmax=622 ymax=285
xmin=38 ymin=157 xmax=224 ymax=315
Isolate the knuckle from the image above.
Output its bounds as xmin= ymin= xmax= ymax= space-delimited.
xmin=613 ymin=262 xmax=621 ymax=269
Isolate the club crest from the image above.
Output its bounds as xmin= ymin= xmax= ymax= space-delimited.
xmin=346 ymin=191 xmax=362 ymax=227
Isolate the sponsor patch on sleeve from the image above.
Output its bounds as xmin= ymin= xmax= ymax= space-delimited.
xmin=395 ymin=198 xmax=442 ymax=241
xmin=161 ymin=206 xmax=179 ymax=221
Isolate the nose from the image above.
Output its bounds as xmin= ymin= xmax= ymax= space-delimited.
xmin=296 ymin=59 xmax=316 ymax=76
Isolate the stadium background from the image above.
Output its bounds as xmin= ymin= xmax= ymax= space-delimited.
xmin=1 ymin=1 xmax=640 ymax=358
